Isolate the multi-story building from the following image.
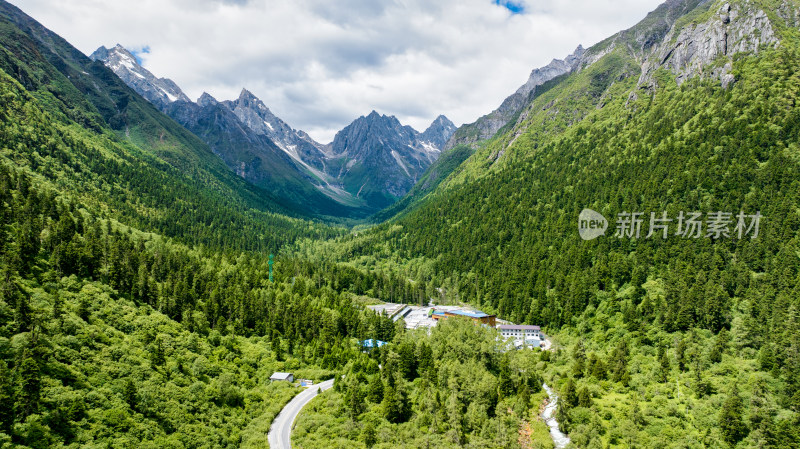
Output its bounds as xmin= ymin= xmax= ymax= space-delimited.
xmin=497 ymin=324 xmax=541 ymax=347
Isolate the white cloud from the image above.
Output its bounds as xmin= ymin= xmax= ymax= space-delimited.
xmin=10 ymin=0 xmax=664 ymax=142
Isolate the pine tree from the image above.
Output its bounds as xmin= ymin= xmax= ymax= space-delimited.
xmin=498 ymin=364 xmax=515 ymax=400
xmin=658 ymin=346 xmax=671 ymax=383
xmin=590 ymin=356 xmax=607 ymax=380
xmin=15 ymin=350 xmax=40 ymax=419
xmin=344 ymin=379 xmax=366 ymax=420
xmin=123 ymin=378 xmax=137 ymax=410
xmin=150 ymin=337 xmax=166 ymax=368
xmin=572 ymin=341 xmax=586 ymax=378
xmin=0 ymin=360 xmax=13 ymax=432
xmin=758 ymin=344 xmax=775 ymax=371
xmin=383 ymin=386 xmax=403 ymax=423
xmin=578 ymin=387 xmax=592 ymax=408
xmin=562 ymin=378 xmax=578 ymax=408
xmin=719 ymin=384 xmax=748 ymax=445
xmin=14 ymin=289 xmax=32 ymax=333
xmin=417 ymin=342 xmax=433 ymax=377
xmin=77 ymin=293 xmax=91 ymax=322
xmin=274 ymin=337 xmax=284 ymax=362
xmin=676 ymin=338 xmax=687 ymax=372
xmin=704 ymin=282 xmax=728 ymax=333
xmin=367 ymin=374 xmax=384 ymax=403
xmin=709 ymin=329 xmax=729 ymax=364
xmin=361 ymin=421 xmax=377 ymax=448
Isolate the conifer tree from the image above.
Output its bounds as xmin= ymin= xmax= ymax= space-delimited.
xmin=0 ymin=360 xmax=13 ymax=432
xmin=367 ymin=374 xmax=384 ymax=403
xmin=15 ymin=349 xmax=40 ymax=419
xmin=719 ymin=384 xmax=748 ymax=445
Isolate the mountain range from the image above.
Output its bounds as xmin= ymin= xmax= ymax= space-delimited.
xmin=90 ymin=44 xmax=455 ymax=216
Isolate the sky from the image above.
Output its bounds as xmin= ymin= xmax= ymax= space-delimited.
xmin=12 ymin=0 xmax=664 ymax=143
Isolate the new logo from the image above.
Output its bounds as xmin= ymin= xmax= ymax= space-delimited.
xmin=578 ymin=209 xmax=608 ymax=241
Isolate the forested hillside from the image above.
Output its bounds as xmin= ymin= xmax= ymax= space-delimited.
xmin=1 ymin=0 xmax=800 ymax=447
xmin=294 ymin=319 xmax=551 ymax=449
xmin=0 ymin=0 xmax=337 ymax=251
xmin=0 ymin=152 xmax=396 ymax=446
xmin=0 ymin=49 xmax=432 ymax=445
xmin=0 ymin=1 xmax=422 ymax=446
xmin=293 ymin=0 xmax=800 ymax=446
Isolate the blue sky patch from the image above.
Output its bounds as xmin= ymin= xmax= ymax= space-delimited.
xmin=130 ymin=46 xmax=150 ymax=65
xmin=494 ymin=0 xmax=524 ymax=14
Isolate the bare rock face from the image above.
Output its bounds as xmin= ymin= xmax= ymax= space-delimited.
xmin=90 ymin=45 xmax=191 ymax=109
xmin=326 ymin=112 xmax=455 ymax=208
xmin=223 ymin=89 xmax=330 ymax=173
xmin=639 ymin=1 xmax=783 ymax=88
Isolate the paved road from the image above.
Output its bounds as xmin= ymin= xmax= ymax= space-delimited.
xmin=268 ymin=379 xmax=334 ymax=449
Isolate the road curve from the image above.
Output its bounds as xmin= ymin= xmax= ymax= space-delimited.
xmin=268 ymin=379 xmax=334 ymax=449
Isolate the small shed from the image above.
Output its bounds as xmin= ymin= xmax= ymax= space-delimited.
xmin=270 ymin=372 xmax=294 ymax=382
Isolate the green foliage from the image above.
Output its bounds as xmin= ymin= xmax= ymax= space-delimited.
xmin=0 ymin=32 xmax=342 ymax=254
xmin=0 ymin=139 xmax=371 ymax=446
xmin=719 ymin=384 xmax=748 ymax=445
xmin=371 ymin=145 xmax=475 ymax=222
xmin=293 ymin=319 xmax=553 ymax=448
xmin=292 ymin=23 xmax=800 ymax=447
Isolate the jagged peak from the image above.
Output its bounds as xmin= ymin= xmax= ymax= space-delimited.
xmin=235 ymin=88 xmax=272 ymax=113
xmin=431 ymin=115 xmax=454 ymax=126
xmin=110 ymin=44 xmax=137 ymax=61
xmin=88 ymin=45 xmax=109 ymax=61
xmin=238 ymin=87 xmax=257 ymax=101
xmin=197 ymin=92 xmax=218 ymax=107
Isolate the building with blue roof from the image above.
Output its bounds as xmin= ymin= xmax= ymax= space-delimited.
xmin=432 ymin=309 xmax=496 ymax=327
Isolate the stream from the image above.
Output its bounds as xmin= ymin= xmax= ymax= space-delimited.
xmin=541 ymin=383 xmax=571 ymax=449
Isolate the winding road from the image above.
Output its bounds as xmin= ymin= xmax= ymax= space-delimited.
xmin=268 ymin=379 xmax=334 ymax=449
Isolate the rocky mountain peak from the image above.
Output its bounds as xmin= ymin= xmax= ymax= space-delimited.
xmin=90 ymin=44 xmax=191 ymax=108
xmin=237 ymin=88 xmax=264 ymax=107
xmin=512 ymin=45 xmax=586 ymax=101
xmin=197 ymin=92 xmax=218 ymax=107
xmin=420 ymin=115 xmax=456 ymax=150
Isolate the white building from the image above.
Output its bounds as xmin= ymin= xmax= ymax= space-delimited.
xmin=498 ymin=325 xmax=541 ymax=347
xmin=270 ymin=372 xmax=294 ymax=382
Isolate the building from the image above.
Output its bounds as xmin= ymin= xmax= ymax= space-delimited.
xmin=498 ymin=325 xmax=541 ymax=342
xmin=270 ymin=372 xmax=294 ymax=382
xmin=498 ymin=324 xmax=540 ymax=339
xmin=513 ymin=338 xmax=541 ymax=349
xmin=432 ymin=309 xmax=497 ymax=327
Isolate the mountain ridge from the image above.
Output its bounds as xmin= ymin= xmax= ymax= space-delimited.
xmin=91 ymin=44 xmax=456 ymax=214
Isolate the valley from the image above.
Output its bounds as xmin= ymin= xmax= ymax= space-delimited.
xmin=0 ymin=0 xmax=799 ymax=448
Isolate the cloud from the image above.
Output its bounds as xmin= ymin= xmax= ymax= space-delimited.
xmin=10 ymin=0 xmax=664 ymax=142
xmin=494 ymin=0 xmax=525 ymax=15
